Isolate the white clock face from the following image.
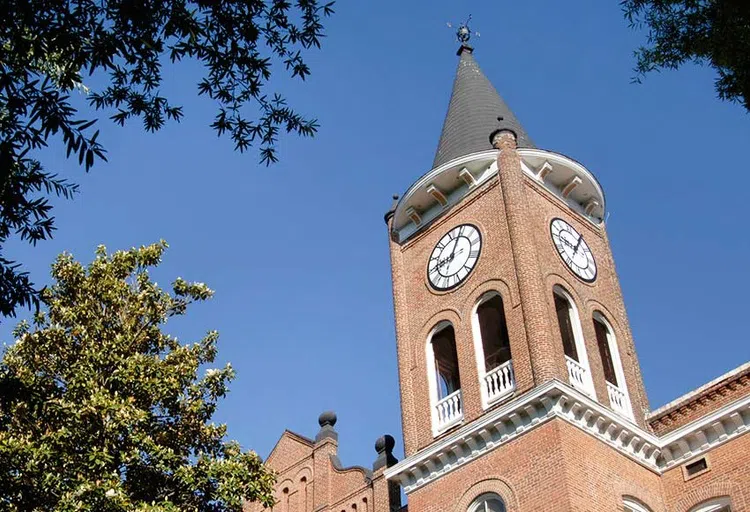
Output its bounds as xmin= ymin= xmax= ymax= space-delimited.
xmin=428 ymin=224 xmax=482 ymax=290
xmin=550 ymin=218 xmax=597 ymax=282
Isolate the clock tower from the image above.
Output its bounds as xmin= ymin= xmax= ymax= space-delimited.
xmin=249 ymin=24 xmax=750 ymax=512
xmin=382 ymin=34 xmax=660 ymax=510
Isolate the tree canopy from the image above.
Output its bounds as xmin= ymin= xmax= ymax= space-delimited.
xmin=0 ymin=242 xmax=275 ymax=511
xmin=0 ymin=0 xmax=334 ymax=322
xmin=623 ymin=0 xmax=750 ymax=111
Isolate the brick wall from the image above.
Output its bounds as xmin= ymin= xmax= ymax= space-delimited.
xmin=245 ymin=430 xmax=383 ymax=512
xmin=661 ymin=431 xmax=750 ymax=512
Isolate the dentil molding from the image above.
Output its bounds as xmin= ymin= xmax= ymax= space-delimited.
xmin=385 ymin=380 xmax=750 ymax=494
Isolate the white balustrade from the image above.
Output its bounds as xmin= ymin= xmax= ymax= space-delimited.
xmin=607 ymin=381 xmax=632 ymax=419
xmin=484 ymin=360 xmax=515 ymax=404
xmin=565 ymin=356 xmax=594 ymax=397
xmin=435 ymin=389 xmax=463 ymax=431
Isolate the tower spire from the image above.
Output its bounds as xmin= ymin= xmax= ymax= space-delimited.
xmin=432 ymin=28 xmax=534 ymax=169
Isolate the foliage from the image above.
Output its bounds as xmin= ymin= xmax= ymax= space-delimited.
xmin=622 ymin=0 xmax=750 ymax=110
xmin=0 ymin=242 xmax=275 ymax=511
xmin=0 ymin=0 xmax=334 ymax=321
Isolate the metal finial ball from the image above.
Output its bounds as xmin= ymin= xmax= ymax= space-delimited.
xmin=318 ymin=411 xmax=337 ymax=428
xmin=375 ymin=434 xmax=395 ymax=454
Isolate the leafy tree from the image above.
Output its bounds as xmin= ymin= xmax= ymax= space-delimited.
xmin=623 ymin=0 xmax=750 ymax=110
xmin=0 ymin=0 xmax=335 ymax=321
xmin=0 ymin=242 xmax=275 ymax=511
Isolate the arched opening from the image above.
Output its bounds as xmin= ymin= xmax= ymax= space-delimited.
xmin=553 ymin=286 xmax=595 ymax=397
xmin=623 ymin=497 xmax=653 ymax=512
xmin=593 ymin=312 xmax=633 ymax=419
xmin=426 ymin=322 xmax=463 ymax=433
xmin=472 ymin=292 xmax=515 ymax=407
xmin=433 ymin=324 xmax=461 ymax=398
xmin=689 ymin=497 xmax=732 ymax=512
xmin=468 ymin=493 xmax=506 ymax=512
xmin=299 ymin=476 xmax=308 ymax=512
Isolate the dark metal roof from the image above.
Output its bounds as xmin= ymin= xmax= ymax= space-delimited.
xmin=432 ymin=45 xmax=534 ymax=169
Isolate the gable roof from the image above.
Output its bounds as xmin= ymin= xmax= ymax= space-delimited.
xmin=264 ymin=430 xmax=315 ymax=472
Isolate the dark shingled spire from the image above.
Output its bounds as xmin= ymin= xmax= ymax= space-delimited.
xmin=432 ymin=45 xmax=534 ymax=169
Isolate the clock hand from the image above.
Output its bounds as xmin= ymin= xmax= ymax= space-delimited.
xmin=560 ymin=238 xmax=576 ymax=250
xmin=449 ymin=238 xmax=459 ymax=260
xmin=573 ymin=235 xmax=583 ymax=256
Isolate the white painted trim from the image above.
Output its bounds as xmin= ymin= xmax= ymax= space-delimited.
xmin=426 ymin=321 xmax=462 ymax=436
xmin=554 ymin=286 xmax=596 ymax=399
xmin=471 ymin=291 xmax=515 ymax=410
xmin=594 ymin=312 xmax=634 ymax=421
xmin=385 ymin=380 xmax=750 ymax=494
xmin=688 ymin=496 xmax=732 ymax=512
xmin=660 ymin=395 xmax=750 ymax=445
xmin=648 ymin=361 xmax=750 ymax=420
xmin=623 ymin=497 xmax=654 ymax=512
xmin=391 ymin=148 xmax=605 ymax=243
xmin=469 ymin=493 xmax=507 ymax=512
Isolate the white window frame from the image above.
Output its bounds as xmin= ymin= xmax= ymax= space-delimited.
xmin=594 ymin=312 xmax=634 ymax=420
xmin=553 ymin=285 xmax=596 ymax=398
xmin=468 ymin=493 xmax=506 ymax=512
xmin=426 ymin=321 xmax=461 ymax=435
xmin=471 ymin=291 xmax=515 ymax=409
xmin=689 ymin=497 xmax=732 ymax=512
xmin=623 ymin=498 xmax=652 ymax=512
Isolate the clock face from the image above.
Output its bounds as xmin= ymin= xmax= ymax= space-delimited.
xmin=550 ymin=218 xmax=597 ymax=282
xmin=428 ymin=224 xmax=482 ymax=290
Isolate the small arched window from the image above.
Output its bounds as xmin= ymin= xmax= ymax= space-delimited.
xmin=427 ymin=322 xmax=463 ymax=433
xmin=689 ymin=497 xmax=732 ymax=512
xmin=553 ymin=286 xmax=595 ymax=397
xmin=468 ymin=493 xmax=506 ymax=512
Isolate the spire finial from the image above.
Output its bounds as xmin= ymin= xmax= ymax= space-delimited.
xmin=447 ymin=15 xmax=480 ymax=53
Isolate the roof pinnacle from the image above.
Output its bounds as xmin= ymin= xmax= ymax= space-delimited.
xmin=448 ymin=15 xmax=479 ymax=55
xmin=432 ymin=23 xmax=535 ymax=169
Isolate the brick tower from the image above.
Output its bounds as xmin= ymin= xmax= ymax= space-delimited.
xmin=379 ymin=28 xmax=750 ymax=512
xmin=250 ymin=24 xmax=750 ymax=512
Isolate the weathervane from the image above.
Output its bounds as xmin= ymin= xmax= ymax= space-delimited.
xmin=447 ymin=14 xmax=480 ymax=46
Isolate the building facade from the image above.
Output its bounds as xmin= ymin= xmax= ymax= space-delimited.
xmin=247 ymin=35 xmax=750 ymax=512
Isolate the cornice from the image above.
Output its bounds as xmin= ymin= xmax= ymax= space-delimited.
xmin=385 ymin=381 xmax=750 ymax=494
xmin=647 ymin=361 xmax=750 ymax=422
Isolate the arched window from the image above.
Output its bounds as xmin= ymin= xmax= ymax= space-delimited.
xmin=623 ymin=497 xmax=653 ymax=512
xmin=472 ymin=292 xmax=515 ymax=407
xmin=426 ymin=322 xmax=463 ymax=433
xmin=689 ymin=497 xmax=732 ymax=512
xmin=553 ymin=286 xmax=595 ymax=397
xmin=432 ymin=324 xmax=461 ymax=397
xmin=468 ymin=493 xmax=506 ymax=512
xmin=593 ymin=312 xmax=633 ymax=419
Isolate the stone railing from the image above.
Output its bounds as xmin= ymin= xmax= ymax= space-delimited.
xmin=435 ymin=389 xmax=463 ymax=431
xmin=565 ymin=356 xmax=593 ymax=397
xmin=607 ymin=381 xmax=632 ymax=419
xmin=484 ymin=360 xmax=515 ymax=405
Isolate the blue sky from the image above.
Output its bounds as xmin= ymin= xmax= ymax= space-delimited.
xmin=4 ymin=1 xmax=750 ymax=470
